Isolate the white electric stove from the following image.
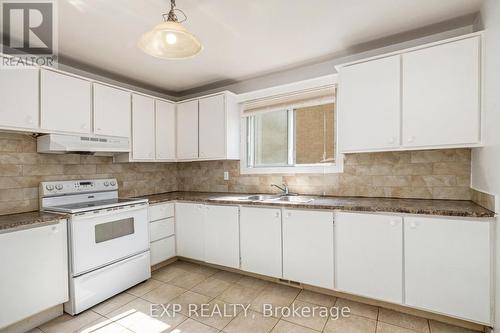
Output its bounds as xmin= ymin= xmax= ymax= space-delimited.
xmin=40 ymin=178 xmax=151 ymax=315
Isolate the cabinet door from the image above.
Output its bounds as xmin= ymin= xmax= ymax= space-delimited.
xmin=93 ymin=83 xmax=131 ymax=137
xmin=240 ymin=207 xmax=282 ymax=278
xmin=155 ymin=100 xmax=176 ymax=160
xmin=41 ymin=69 xmax=92 ymax=134
xmin=199 ymin=94 xmax=226 ymax=159
xmin=132 ymin=94 xmax=155 ymax=160
xmin=204 ymin=205 xmax=239 ymax=268
xmin=0 ymin=221 xmax=68 ymax=328
xmin=283 ymin=209 xmax=334 ymax=289
xmin=0 ymin=65 xmax=39 ymax=130
xmin=338 ymin=55 xmax=401 ymax=152
xmin=175 ymin=203 xmax=205 ymax=261
xmin=176 ymin=100 xmax=199 ymax=159
xmin=405 ymin=216 xmax=491 ymax=323
xmin=335 ymin=212 xmax=403 ymax=303
xmin=402 ymin=37 xmax=480 ymax=147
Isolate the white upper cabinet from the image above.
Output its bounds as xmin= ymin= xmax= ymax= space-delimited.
xmin=337 ymin=33 xmax=482 ymax=153
xmin=155 ymin=100 xmax=176 ymax=160
xmin=0 ymin=65 xmax=39 ymax=130
xmin=132 ymin=94 xmax=155 ymax=160
xmin=41 ymin=69 xmax=92 ymax=134
xmin=204 ymin=205 xmax=240 ymax=268
xmin=199 ymin=94 xmax=226 ymax=159
xmin=240 ymin=206 xmax=282 ymax=278
xmin=176 ymin=100 xmax=199 ymax=160
xmin=93 ymin=83 xmax=131 ymax=138
xmin=338 ymin=55 xmax=401 ymax=152
xmin=282 ymin=209 xmax=334 ymax=289
xmin=402 ymin=36 xmax=480 ymax=147
xmin=335 ymin=212 xmax=403 ymax=304
xmin=405 ymin=216 xmax=491 ymax=324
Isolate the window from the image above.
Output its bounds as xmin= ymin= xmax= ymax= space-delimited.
xmin=242 ymin=85 xmax=342 ymax=174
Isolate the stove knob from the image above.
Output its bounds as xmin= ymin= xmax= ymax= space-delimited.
xmin=55 ymin=184 xmax=63 ymax=190
xmin=46 ymin=185 xmax=54 ymax=191
xmin=110 ymin=180 xmax=116 ymax=186
xmin=104 ymin=181 xmax=109 ymax=187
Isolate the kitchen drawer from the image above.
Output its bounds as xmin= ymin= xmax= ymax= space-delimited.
xmin=149 ymin=203 xmax=174 ymax=221
xmin=149 ymin=218 xmax=175 ymax=242
xmin=150 ymin=236 xmax=176 ymax=265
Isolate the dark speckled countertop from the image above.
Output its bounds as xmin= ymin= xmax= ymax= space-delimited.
xmin=0 ymin=211 xmax=68 ymax=233
xmin=139 ymin=191 xmax=495 ymax=218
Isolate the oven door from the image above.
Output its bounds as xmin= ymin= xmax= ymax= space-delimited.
xmin=70 ymin=204 xmax=149 ymax=276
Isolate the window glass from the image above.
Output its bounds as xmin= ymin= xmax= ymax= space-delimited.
xmin=254 ymin=110 xmax=288 ymax=166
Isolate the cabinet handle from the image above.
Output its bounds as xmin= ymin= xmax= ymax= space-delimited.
xmin=275 ymin=212 xmax=280 ymax=218
xmin=51 ymin=225 xmax=59 ymax=233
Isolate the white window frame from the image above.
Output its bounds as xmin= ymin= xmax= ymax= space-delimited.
xmin=239 ymin=75 xmax=343 ymax=175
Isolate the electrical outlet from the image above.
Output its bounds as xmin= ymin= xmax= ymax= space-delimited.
xmin=223 ymin=171 xmax=229 ymax=180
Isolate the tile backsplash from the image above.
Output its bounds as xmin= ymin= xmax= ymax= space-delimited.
xmin=0 ymin=131 xmax=472 ymax=215
xmin=0 ymin=132 xmax=178 ymax=215
xmin=178 ymin=150 xmax=471 ymax=200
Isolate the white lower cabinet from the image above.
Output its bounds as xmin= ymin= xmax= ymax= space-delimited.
xmin=175 ymin=202 xmax=205 ymax=261
xmin=240 ymin=206 xmax=282 ymax=278
xmin=404 ymin=216 xmax=491 ymax=323
xmin=335 ymin=212 xmax=403 ymax=304
xmin=0 ymin=221 xmax=68 ymax=329
xmin=282 ymin=209 xmax=334 ymax=289
xmin=204 ymin=205 xmax=240 ymax=268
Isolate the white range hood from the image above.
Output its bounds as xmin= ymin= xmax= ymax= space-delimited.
xmin=37 ymin=134 xmax=130 ymax=154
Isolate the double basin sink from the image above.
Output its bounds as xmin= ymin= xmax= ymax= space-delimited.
xmin=242 ymin=194 xmax=316 ymax=203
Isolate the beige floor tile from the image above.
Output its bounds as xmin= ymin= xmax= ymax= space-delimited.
xmin=92 ymin=293 xmax=137 ymax=315
xmin=76 ymin=316 xmax=132 ymax=333
xmin=141 ymin=283 xmax=186 ymax=304
xmin=173 ymin=318 xmax=219 ymax=333
xmin=190 ymin=299 xmax=243 ymax=330
xmin=236 ymin=276 xmax=270 ymax=292
xmin=212 ymin=270 xmax=244 ymax=283
xmin=167 ymin=291 xmax=212 ymax=316
xmin=281 ymin=300 xmax=329 ymax=331
xmin=106 ymin=297 xmax=188 ymax=333
xmin=378 ymin=308 xmax=430 ymax=333
xmin=27 ymin=329 xmax=44 ymax=333
xmin=251 ymin=292 xmax=296 ymax=316
xmin=126 ymin=279 xmax=164 ymax=297
xmin=264 ymin=283 xmax=301 ymax=300
xmin=377 ymin=321 xmax=417 ymax=333
xmin=270 ymin=320 xmax=318 ymax=333
xmin=223 ymin=310 xmax=279 ymax=333
xmin=176 ymin=261 xmax=220 ymax=277
xmin=169 ymin=271 xmax=207 ymax=290
xmin=323 ymin=314 xmax=377 ymax=333
xmin=429 ymin=320 xmax=480 ymax=333
xmin=296 ymin=290 xmax=336 ymax=307
xmin=191 ymin=277 xmax=232 ymax=298
xmin=39 ymin=311 xmax=102 ymax=333
xmin=219 ymin=284 xmax=258 ymax=304
xmin=152 ymin=265 xmax=186 ymax=283
xmin=335 ymin=298 xmax=379 ymax=320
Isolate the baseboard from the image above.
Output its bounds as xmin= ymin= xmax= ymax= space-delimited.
xmin=1 ymin=305 xmax=62 ymax=333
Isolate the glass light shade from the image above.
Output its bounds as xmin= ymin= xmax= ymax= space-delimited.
xmin=138 ymin=21 xmax=202 ymax=59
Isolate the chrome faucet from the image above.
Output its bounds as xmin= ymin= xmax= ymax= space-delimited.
xmin=271 ymin=183 xmax=296 ymax=196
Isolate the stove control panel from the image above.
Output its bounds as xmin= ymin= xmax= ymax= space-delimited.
xmin=40 ymin=178 xmax=118 ymax=196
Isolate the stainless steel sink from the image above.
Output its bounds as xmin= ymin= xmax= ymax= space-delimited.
xmin=277 ymin=196 xmax=316 ymax=203
xmin=244 ymin=194 xmax=281 ymax=201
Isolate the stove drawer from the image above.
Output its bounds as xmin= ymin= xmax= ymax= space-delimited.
xmin=150 ymin=218 xmax=174 ymax=242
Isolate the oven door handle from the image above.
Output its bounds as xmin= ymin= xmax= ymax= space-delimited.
xmin=73 ymin=203 xmax=148 ymax=219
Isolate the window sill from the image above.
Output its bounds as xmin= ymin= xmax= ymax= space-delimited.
xmin=240 ymin=160 xmax=344 ymax=175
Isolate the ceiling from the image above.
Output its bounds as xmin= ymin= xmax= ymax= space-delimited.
xmin=59 ymin=0 xmax=483 ymax=94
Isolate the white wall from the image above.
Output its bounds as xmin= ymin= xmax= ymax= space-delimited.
xmin=471 ymin=0 xmax=500 ymax=330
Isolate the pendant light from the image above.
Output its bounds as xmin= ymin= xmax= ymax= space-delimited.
xmin=139 ymin=0 xmax=202 ymax=59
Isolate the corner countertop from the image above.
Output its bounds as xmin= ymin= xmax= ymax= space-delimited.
xmin=0 ymin=211 xmax=67 ymax=233
xmin=137 ymin=191 xmax=495 ymax=219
